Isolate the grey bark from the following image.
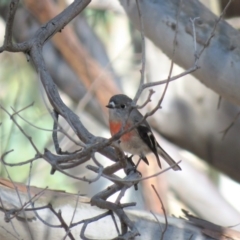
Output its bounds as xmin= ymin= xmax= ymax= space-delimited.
xmin=119 ymin=0 xmax=240 ymax=106
xmin=1 ymin=179 xmax=239 ymax=240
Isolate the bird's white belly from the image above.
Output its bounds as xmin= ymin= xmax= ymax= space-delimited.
xmin=119 ymin=135 xmax=150 ymax=156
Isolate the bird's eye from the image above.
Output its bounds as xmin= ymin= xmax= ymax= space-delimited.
xmin=120 ymin=104 xmax=126 ymax=109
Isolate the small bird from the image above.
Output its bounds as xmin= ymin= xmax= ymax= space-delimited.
xmin=106 ymin=94 xmax=181 ymax=171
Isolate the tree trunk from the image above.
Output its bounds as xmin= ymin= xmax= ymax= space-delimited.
xmin=119 ymin=0 xmax=240 ymax=106
xmin=1 ymin=178 xmax=240 ymax=240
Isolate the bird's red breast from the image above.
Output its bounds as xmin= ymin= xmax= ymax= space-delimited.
xmin=109 ymin=121 xmax=134 ymax=141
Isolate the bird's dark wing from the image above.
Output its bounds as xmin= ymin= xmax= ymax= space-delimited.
xmin=136 ymin=125 xmax=161 ymax=168
xmin=133 ymin=114 xmax=181 ymax=171
xmin=141 ymin=156 xmax=149 ymax=165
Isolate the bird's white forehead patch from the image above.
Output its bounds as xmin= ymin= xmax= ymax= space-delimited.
xmin=109 ymin=101 xmax=115 ymax=107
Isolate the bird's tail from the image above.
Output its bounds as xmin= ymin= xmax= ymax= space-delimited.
xmin=157 ymin=146 xmax=181 ymax=171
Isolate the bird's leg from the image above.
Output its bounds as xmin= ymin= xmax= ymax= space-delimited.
xmin=126 ymin=154 xmax=148 ymax=172
xmin=126 ymin=154 xmax=135 ymax=167
xmin=135 ymin=154 xmax=149 ymax=169
xmin=135 ymin=157 xmax=142 ymax=169
xmin=126 ymin=155 xmax=137 ymax=174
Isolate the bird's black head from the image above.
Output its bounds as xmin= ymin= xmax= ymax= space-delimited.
xmin=106 ymin=94 xmax=133 ymax=109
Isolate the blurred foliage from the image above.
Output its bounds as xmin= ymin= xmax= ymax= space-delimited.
xmin=0 ymin=0 xmax=9 ymax=7
xmin=0 ymin=51 xmax=75 ymax=191
xmin=0 ymin=52 xmax=49 ymax=178
xmin=84 ymin=8 xmax=115 ymax=43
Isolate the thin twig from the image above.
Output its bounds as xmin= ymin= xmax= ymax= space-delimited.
xmin=133 ymin=0 xmax=146 ymax=104
xmin=39 ymin=78 xmax=84 ymax=148
xmin=197 ymin=0 xmax=233 ymax=58
xmin=190 ymin=17 xmax=200 ymax=58
xmin=143 ymin=65 xmax=199 ymax=89
xmin=3 ymin=74 xmax=23 ymax=152
xmin=0 ymin=1 xmax=28 ymax=52
xmin=151 ymin=184 xmax=168 ymax=240
xmin=0 ymin=225 xmax=20 ymax=240
xmin=54 ymin=209 xmax=75 ymax=240
xmin=136 ymin=89 xmax=155 ymax=109
xmin=217 ymin=96 xmax=222 ymax=110
xmin=2 ymin=0 xmax=19 ymax=48
xmin=70 ymin=210 xmax=110 ymax=228
xmin=91 ymin=153 xmax=103 ymax=167
xmin=11 ymin=102 xmax=34 ymax=117
xmin=83 ymin=165 xmax=103 ymax=183
xmin=1 ymin=150 xmax=40 ymax=167
xmin=11 ymin=105 xmax=83 ymax=147
xmin=63 ymin=191 xmax=81 ymax=240
xmin=3 ymin=187 xmax=48 ymax=222
xmin=159 ymin=0 xmax=183 ymax=107
xmin=221 ymin=111 xmax=240 ymax=140
xmin=0 ymin=104 xmax=41 ymax=155
xmin=89 ymin=161 xmax=181 ymax=185
xmin=115 ymin=185 xmax=128 ymax=204
xmin=90 ymin=184 xmax=140 ymax=238
xmin=26 ymin=161 xmax=61 ymax=228
xmin=188 ymin=234 xmax=194 ymax=240
xmin=150 ymin=210 xmax=163 ymax=232
xmin=110 ymin=211 xmax=120 ymax=236
xmin=0 ymin=153 xmax=33 ymax=239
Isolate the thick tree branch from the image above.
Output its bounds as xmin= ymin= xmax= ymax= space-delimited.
xmin=120 ymin=0 xmax=240 ymax=106
xmin=23 ymin=0 xmax=120 ymax=110
xmin=1 ymin=178 xmax=240 ymax=239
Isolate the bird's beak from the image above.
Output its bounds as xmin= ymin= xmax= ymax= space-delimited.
xmin=106 ymin=104 xmax=113 ymax=108
xmin=106 ymin=101 xmax=115 ymax=109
